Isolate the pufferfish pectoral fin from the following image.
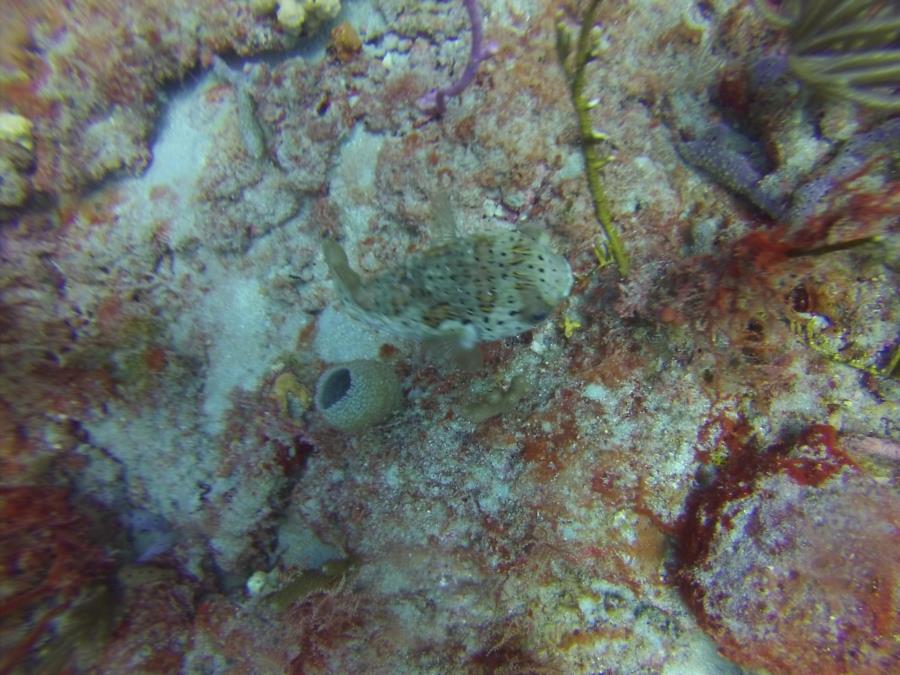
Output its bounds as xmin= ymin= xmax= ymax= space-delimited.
xmin=322 ymin=240 xmax=365 ymax=301
xmin=423 ymin=332 xmax=484 ymax=372
xmin=424 ymin=309 xmax=480 ymax=351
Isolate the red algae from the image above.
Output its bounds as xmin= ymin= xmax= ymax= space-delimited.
xmin=0 ymin=486 xmax=119 ymax=673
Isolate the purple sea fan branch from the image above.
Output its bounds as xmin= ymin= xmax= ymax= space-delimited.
xmin=418 ymin=0 xmax=499 ymax=117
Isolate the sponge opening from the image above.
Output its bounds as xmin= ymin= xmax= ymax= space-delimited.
xmin=319 ymin=368 xmax=351 ymax=409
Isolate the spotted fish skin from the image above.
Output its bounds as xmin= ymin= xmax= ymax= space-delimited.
xmin=323 ymin=230 xmax=573 ymax=347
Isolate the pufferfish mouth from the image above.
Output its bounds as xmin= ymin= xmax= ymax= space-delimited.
xmin=560 ymin=261 xmax=574 ymax=295
xmin=545 ymin=254 xmax=574 ymax=301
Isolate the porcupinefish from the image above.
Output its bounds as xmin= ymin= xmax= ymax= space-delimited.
xmin=323 ymin=229 xmax=573 ymax=348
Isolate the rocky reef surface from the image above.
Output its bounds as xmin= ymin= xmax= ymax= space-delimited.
xmin=1 ymin=1 xmax=897 ymax=672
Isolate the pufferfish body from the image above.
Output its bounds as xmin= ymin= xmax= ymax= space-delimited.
xmin=323 ymin=230 xmax=573 ymax=347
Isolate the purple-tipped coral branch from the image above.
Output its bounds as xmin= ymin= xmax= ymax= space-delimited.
xmin=418 ymin=0 xmax=498 ymax=116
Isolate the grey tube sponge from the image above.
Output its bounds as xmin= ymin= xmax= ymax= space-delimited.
xmin=314 ymin=360 xmax=403 ymax=432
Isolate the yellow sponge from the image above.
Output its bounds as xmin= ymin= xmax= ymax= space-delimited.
xmin=252 ymin=0 xmax=341 ymax=33
xmin=0 ymin=112 xmax=33 ymax=152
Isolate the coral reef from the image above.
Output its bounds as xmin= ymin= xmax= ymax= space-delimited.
xmin=0 ymin=0 xmax=300 ymax=203
xmin=0 ymin=0 xmax=897 ymax=672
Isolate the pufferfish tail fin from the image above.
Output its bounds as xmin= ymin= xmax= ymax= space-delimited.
xmin=322 ymin=240 xmax=363 ymax=301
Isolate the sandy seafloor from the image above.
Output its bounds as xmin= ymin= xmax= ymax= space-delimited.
xmin=0 ymin=0 xmax=898 ymax=673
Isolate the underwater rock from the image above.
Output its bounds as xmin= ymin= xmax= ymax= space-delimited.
xmin=676 ymin=426 xmax=900 ymax=673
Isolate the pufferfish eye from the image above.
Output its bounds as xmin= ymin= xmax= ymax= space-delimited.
xmin=529 ymin=311 xmax=548 ymax=323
